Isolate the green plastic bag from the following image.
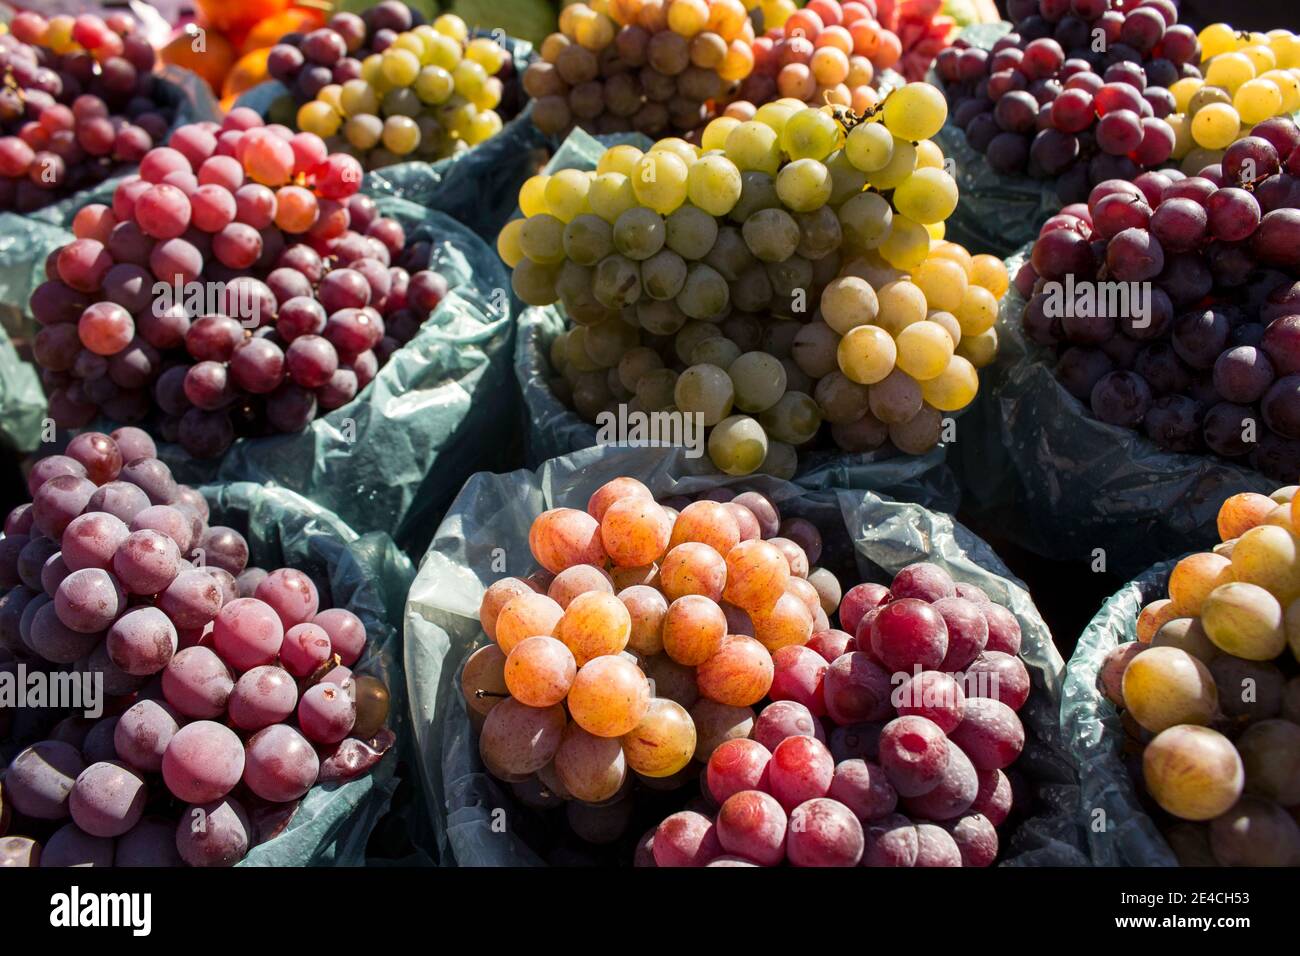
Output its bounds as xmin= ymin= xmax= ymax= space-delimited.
xmin=948 ymin=246 xmax=1275 ymax=579
xmin=0 ymin=322 xmax=45 ymax=454
xmin=200 ymin=481 xmax=416 ymax=866
xmin=149 ymin=198 xmax=518 ymax=559
xmin=404 ymin=444 xmax=1086 ymax=867
xmin=931 ymin=23 xmax=1063 ymax=259
xmin=513 ymin=129 xmax=962 ymax=512
xmin=1060 ymin=560 xmax=1180 ymax=867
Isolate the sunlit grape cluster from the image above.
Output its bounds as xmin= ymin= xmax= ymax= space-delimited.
xmin=271 ymin=6 xmax=511 ymax=167
xmin=524 ymin=0 xmax=756 ymax=138
xmin=733 ymin=0 xmax=902 ymax=116
xmin=503 ymin=83 xmax=1006 ymax=476
xmin=0 ymin=10 xmax=174 ymax=212
xmin=464 ymin=477 xmax=1030 ymax=865
xmin=0 ymin=430 xmax=392 ymax=867
xmin=1100 ymin=485 xmax=1300 ymax=866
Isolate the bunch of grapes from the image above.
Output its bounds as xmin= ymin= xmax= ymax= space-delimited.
xmin=273 ymin=7 xmax=513 ymax=167
xmin=1019 ymin=115 xmax=1300 ymax=478
xmin=1167 ymin=24 xmax=1300 ymax=175
xmin=733 ymin=0 xmax=902 ymax=116
xmin=29 ymin=114 xmax=449 ymax=460
xmin=0 ymin=10 xmax=175 ymax=213
xmin=0 ymin=429 xmax=392 ymax=867
xmin=1099 ymin=485 xmax=1300 ymax=866
xmin=935 ymin=0 xmax=1203 ymax=202
xmin=461 ymin=475 xmax=1030 ymax=866
xmin=524 ymin=0 xmax=756 ymax=138
xmin=503 ymin=83 xmax=1007 ymax=476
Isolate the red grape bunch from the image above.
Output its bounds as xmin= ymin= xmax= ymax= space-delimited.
xmin=935 ymin=0 xmax=1198 ymax=203
xmin=30 ymin=112 xmax=449 ymax=459
xmin=1018 ymin=114 xmax=1300 ymax=478
xmin=0 ymin=428 xmax=393 ymax=867
xmin=0 ymin=11 xmax=176 ymax=213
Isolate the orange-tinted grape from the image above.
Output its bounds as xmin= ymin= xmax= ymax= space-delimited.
xmin=529 ymin=507 xmax=609 ymax=573
xmin=643 ymin=653 xmax=700 ymax=709
xmin=547 ymin=564 xmax=615 ymax=608
xmin=785 ymin=576 xmax=821 ymax=616
xmin=669 ymin=501 xmax=742 ymax=554
xmin=567 ymin=655 xmax=651 ymax=736
xmin=494 ymin=592 xmax=564 ymax=654
xmin=662 ymin=594 xmax=727 ymax=665
xmin=1168 ymin=552 xmax=1233 ymax=616
xmin=659 ymin=542 xmax=727 ymax=601
xmin=479 ymin=577 xmax=534 ymax=641
xmin=504 ymin=636 xmax=577 ymax=707
xmin=556 ymin=591 xmax=632 ymax=665
xmin=690 ymin=698 xmax=755 ymax=762
xmin=697 ymin=635 xmax=774 ymax=706
xmin=620 ymin=697 xmax=696 ymax=777
xmin=724 ymin=539 xmax=790 ymax=612
xmin=1121 ymin=645 xmax=1218 ymax=733
xmin=620 ymin=584 xmax=668 ymax=655
xmin=611 ymin=564 xmax=659 ymax=589
xmin=554 ymin=723 xmax=628 ymax=802
xmin=587 ymin=476 xmax=654 ymax=521
xmin=601 ymin=498 xmax=673 ymax=567
xmin=767 ymin=537 xmax=810 ymax=578
xmin=478 ymin=698 xmax=567 ymax=776
xmin=750 ymin=591 xmax=814 ymax=652
xmin=461 ymin=644 xmax=508 ymax=719
xmin=1136 ymin=599 xmax=1177 ymax=643
xmin=1143 ymin=724 xmax=1244 ymax=821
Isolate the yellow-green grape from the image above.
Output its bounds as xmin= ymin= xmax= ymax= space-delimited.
xmin=775 ymin=158 xmax=832 ymax=212
xmin=453 ymin=59 xmax=488 ymax=99
xmin=838 ymin=191 xmax=893 ymax=250
xmin=642 ymin=249 xmax=688 ymax=300
xmin=728 ymin=351 xmax=787 ymax=412
xmin=585 ymin=320 xmax=640 ymax=367
xmin=594 ymin=255 xmax=642 ymax=309
xmin=360 ymin=54 xmax=384 ymax=87
xmin=317 ymin=84 xmax=343 ymax=113
xmin=633 ymin=151 xmax=690 ymax=214
xmin=882 ymin=82 xmax=948 ymax=141
xmin=392 ymin=31 xmax=426 ymax=60
xmin=741 ymin=208 xmax=799 ymax=262
xmin=928 ymin=311 xmax=962 ymax=348
xmin=434 ymin=13 xmax=469 ymax=42
xmin=914 ymin=140 xmax=945 ymax=169
xmin=1200 ymin=582 xmax=1287 ymax=660
xmin=676 ymin=263 xmax=730 ymax=319
xmin=875 ymin=281 xmax=928 ymax=337
xmin=344 ymin=114 xmax=383 ymax=150
xmin=879 ymin=215 xmax=931 ymax=271
xmin=613 ymin=206 xmax=667 ymax=260
xmin=427 ymin=32 xmax=462 ymax=71
xmin=381 ymin=87 xmax=420 ymax=117
xmin=1122 ymin=645 xmax=1218 ymax=733
xmin=826 ymin=149 xmax=869 ymax=204
xmin=588 ymin=172 xmax=638 ymax=223
xmin=439 ymin=101 xmax=476 ymax=140
xmin=650 ymin=138 xmax=700 ymax=166
xmin=895 ymin=321 xmax=955 ymax=381
xmin=545 ymin=169 xmax=592 ymax=223
xmin=893 ymin=168 xmax=959 ymax=225
xmin=956 ymin=327 xmax=998 ymax=368
xmin=415 ymin=66 xmax=454 ymax=104
xmin=866 ymin=138 xmax=918 ymax=192
xmin=780 ymin=108 xmax=840 ymax=161
xmin=512 ymin=258 xmax=561 ymax=306
xmin=519 ymin=174 xmax=550 ymax=217
xmin=759 ymin=391 xmax=821 ymax=444
xmin=838 ymin=325 xmax=897 ymax=385
xmin=919 ymin=355 xmax=978 ymax=411
xmin=597 ymin=144 xmax=644 ymax=177
xmin=1233 ymin=78 xmax=1283 ymax=124
xmin=692 ymin=336 xmax=742 ymax=369
xmin=1170 ymin=77 xmax=1203 ymax=113
xmin=675 ymin=364 xmax=735 ymax=425
xmin=725 ymin=121 xmax=781 ymax=174
xmin=1238 ymin=43 xmax=1276 ymax=75
xmin=702 ymin=116 xmax=741 ymax=152
xmin=520 ymin=214 xmax=568 ymax=265
xmin=868 ymin=369 xmax=922 ymax=424
xmin=955 ymin=284 xmax=999 ymax=337
xmin=687 ymin=154 xmax=742 ymax=217
xmin=619 ymin=347 xmax=664 ymax=393
xmin=1262 ymin=69 xmax=1300 ymax=112
xmin=562 ymin=327 xmax=600 ymax=372
xmin=636 ymin=368 xmax=679 ymax=409
xmin=1143 ymin=725 xmax=1244 ymax=822
xmin=845 ymin=122 xmax=895 ymax=173
xmin=381 ymin=115 xmax=420 ymax=155
xmin=638 ymin=299 xmax=688 ymax=336
xmin=466 ymin=37 xmax=506 ymax=74
xmin=563 ymin=214 xmax=614 ymax=265
xmin=498 ymin=218 xmax=525 ymax=268
xmin=666 ymin=205 xmax=719 ymax=260
xmin=381 ymin=48 xmax=421 ymax=87
xmin=1204 ymin=52 xmax=1255 ymax=94
xmin=913 ymin=257 xmax=968 ymax=313
xmin=470 ymin=77 xmax=503 ymax=111
xmin=1168 ymin=112 xmax=1194 ymax=159
xmin=820 ymin=276 xmax=878 ymax=335
xmin=673 ymin=322 xmax=722 ymax=365
xmin=753 ymin=101 xmax=799 ymax=132
xmin=468 ymin=109 xmax=502 ymax=144
xmin=708 ymin=415 xmax=769 ymax=475
xmin=297 ymin=101 xmax=340 ymax=137
xmin=1230 ymin=525 xmax=1300 ymax=604
xmin=1191 ymin=102 xmax=1240 ymax=149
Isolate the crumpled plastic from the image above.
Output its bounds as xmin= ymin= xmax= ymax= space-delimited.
xmin=200 ymin=481 xmax=416 ymax=866
xmin=931 ymin=23 xmax=1064 ymax=259
xmin=513 ymin=128 xmax=961 ymax=512
xmin=948 ymin=246 xmax=1275 ymax=579
xmin=1059 ymin=560 xmax=1180 ymax=866
xmin=0 ymin=322 xmax=45 ymax=453
xmin=403 ymin=443 xmax=1087 ymax=867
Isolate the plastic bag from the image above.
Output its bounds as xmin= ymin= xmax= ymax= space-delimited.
xmin=404 ymin=443 xmax=1087 ymax=867
xmin=1059 ymin=560 xmax=1180 ymax=866
xmin=152 ymin=198 xmax=518 ymax=559
xmin=931 ymin=23 xmax=1063 ymax=259
xmin=201 ymin=480 xmax=416 ymax=866
xmin=0 ymin=322 xmax=46 ymax=454
xmin=513 ymin=129 xmax=962 ymax=512
xmin=948 ymin=246 xmax=1275 ymax=579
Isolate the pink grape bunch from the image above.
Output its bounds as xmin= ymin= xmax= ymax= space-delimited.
xmin=1018 ymin=114 xmax=1300 ymax=478
xmin=0 ymin=428 xmax=393 ymax=868
xmin=644 ymin=556 xmax=1029 ymax=867
xmin=935 ymin=0 xmax=1197 ymax=203
xmin=0 ymin=10 xmax=174 ymax=213
xmin=30 ymin=112 xmax=449 ymax=459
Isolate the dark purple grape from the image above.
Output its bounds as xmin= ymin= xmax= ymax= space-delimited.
xmin=1171 ymin=309 xmax=1229 ymax=370
xmin=1090 ymin=370 xmax=1151 ymax=427
xmin=1261 ymin=374 xmax=1300 ymax=439
xmin=1158 ymin=253 xmax=1213 ymax=308
xmin=1223 ymin=137 xmax=1280 ymax=186
xmin=1106 ymin=228 xmax=1163 ymax=281
xmin=1134 ymin=343 xmax=1191 ymax=396
xmin=1251 ymin=429 xmax=1300 ymax=480
xmin=1143 ymin=395 xmax=1202 ymax=451
xmin=1212 ymin=346 xmax=1274 ymax=404
xmin=1055 ymin=346 xmax=1114 ymax=401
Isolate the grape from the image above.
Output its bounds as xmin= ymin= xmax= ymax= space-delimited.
xmin=716 ymin=790 xmax=787 ymax=865
xmin=1143 ymin=725 xmax=1243 ymax=821
xmin=652 ymin=811 xmax=721 ymax=867
xmin=175 ymin=798 xmax=250 ymax=867
xmin=298 ymin=682 xmax=357 ymax=744
xmin=567 ymin=655 xmax=649 ymax=737
xmin=161 ymin=721 xmax=244 ymax=803
xmin=114 ymin=700 xmax=179 ymax=774
xmin=69 ymin=762 xmax=146 ymax=838
xmin=39 ymin=824 xmax=114 ymax=868
xmin=621 ymin=697 xmax=695 ymax=778
xmin=948 ymin=697 xmax=1026 ymax=770
xmin=862 ymin=812 xmax=919 ymax=867
xmin=244 ymin=725 xmax=320 ymax=803
xmin=554 ymin=723 xmax=626 ymax=802
xmin=768 ymin=735 xmax=834 ymax=811
xmin=163 ymin=646 xmax=234 ymax=719
xmin=879 ymin=716 xmax=949 ymax=797
xmin=5 ymin=741 xmax=84 ymax=819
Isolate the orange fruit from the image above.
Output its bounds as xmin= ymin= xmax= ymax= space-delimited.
xmin=161 ymin=26 xmax=236 ymax=94
xmin=196 ymin=0 xmax=291 ymax=38
xmin=241 ymin=8 xmax=327 ymax=55
xmin=223 ymin=48 xmax=272 ymax=101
